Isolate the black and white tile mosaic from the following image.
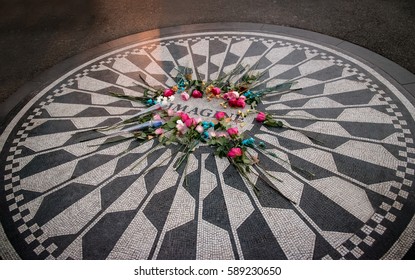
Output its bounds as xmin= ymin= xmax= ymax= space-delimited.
xmin=1 ymin=26 xmax=414 ymax=259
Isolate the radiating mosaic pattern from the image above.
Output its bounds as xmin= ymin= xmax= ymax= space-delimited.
xmin=1 ymin=31 xmax=414 ymax=260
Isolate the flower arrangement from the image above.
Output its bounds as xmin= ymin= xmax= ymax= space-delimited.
xmin=81 ymin=64 xmax=317 ymax=203
xmin=111 ymin=64 xmax=300 ymax=110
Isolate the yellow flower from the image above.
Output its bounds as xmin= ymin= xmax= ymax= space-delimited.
xmin=205 ymin=85 xmax=213 ymax=94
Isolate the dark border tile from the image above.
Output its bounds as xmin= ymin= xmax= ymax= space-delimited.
xmin=337 ymin=41 xmax=415 ymax=85
xmin=404 ymin=83 xmax=415 ymax=99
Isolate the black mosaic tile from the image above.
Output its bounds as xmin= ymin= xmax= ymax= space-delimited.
xmin=156 ymin=220 xmax=197 ymax=260
xmin=19 ymin=150 xmax=77 ymax=179
xmin=34 ymin=182 xmax=96 ymax=226
xmin=300 ymin=184 xmax=364 ymax=232
xmin=237 ymin=211 xmax=286 ymax=259
xmin=82 ymin=210 xmax=136 ymax=259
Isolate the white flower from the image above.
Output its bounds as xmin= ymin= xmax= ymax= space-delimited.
xmin=161 ymin=97 xmax=169 ymax=106
xmin=196 ymin=125 xmax=204 ymax=134
xmin=168 ymin=96 xmax=175 ymax=102
xmin=176 ymin=120 xmax=187 ymax=134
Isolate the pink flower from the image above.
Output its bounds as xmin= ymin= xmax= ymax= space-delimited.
xmin=196 ymin=125 xmax=204 ymax=134
xmin=167 ymin=109 xmax=175 ymax=117
xmin=164 ymin=88 xmax=175 ymax=97
xmin=192 ymin=89 xmax=203 ymax=98
xmin=185 ymin=118 xmax=198 ymax=128
xmin=215 ymin=111 xmax=226 ymax=120
xmin=176 ymin=120 xmax=187 ymax=134
xmin=227 ymin=127 xmax=239 ymax=137
xmin=217 ymin=132 xmax=228 ymax=138
xmin=236 ymin=98 xmax=246 ymax=108
xmin=227 ymin=147 xmax=243 ymax=158
xmin=155 ymin=128 xmax=164 ymax=135
xmin=223 ymin=91 xmax=239 ymax=100
xmin=211 ymin=87 xmax=221 ymax=95
xmin=256 ymin=112 xmax=266 ymax=122
xmin=180 ymin=112 xmax=190 ymax=122
xmin=153 ymin=114 xmax=162 ymax=121
xmin=181 ymin=92 xmax=190 ymax=101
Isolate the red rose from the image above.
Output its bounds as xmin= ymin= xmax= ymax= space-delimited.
xmin=228 ymin=98 xmax=238 ymax=107
xmin=192 ymin=89 xmax=203 ymax=98
xmin=215 ymin=111 xmax=226 ymax=120
xmin=163 ymin=88 xmax=175 ymax=97
xmin=236 ymin=98 xmax=246 ymax=108
xmin=256 ymin=112 xmax=266 ymax=122
xmin=211 ymin=87 xmax=221 ymax=95
xmin=227 ymin=147 xmax=243 ymax=158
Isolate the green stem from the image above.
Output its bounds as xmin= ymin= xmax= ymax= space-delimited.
xmin=184 ymin=157 xmax=190 ymax=188
xmin=86 ymin=135 xmax=135 ymax=147
xmin=252 ymin=165 xmax=295 ymax=203
xmin=142 ymin=145 xmax=182 ymax=175
xmin=174 ymin=140 xmax=199 ymax=170
xmin=230 ymin=158 xmax=260 ymax=196
xmin=283 ymin=124 xmax=325 ymax=145
xmin=271 ymin=113 xmax=325 ymax=121
xmin=254 ymin=146 xmax=315 ymax=178
xmin=130 ymin=142 xmax=163 ymax=171
xmin=137 ymin=74 xmax=159 ymax=92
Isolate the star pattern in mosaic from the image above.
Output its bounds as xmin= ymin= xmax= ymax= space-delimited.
xmin=1 ymin=31 xmax=414 ymax=260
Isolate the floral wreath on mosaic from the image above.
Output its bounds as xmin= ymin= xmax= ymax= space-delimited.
xmin=80 ymin=65 xmax=318 ymax=203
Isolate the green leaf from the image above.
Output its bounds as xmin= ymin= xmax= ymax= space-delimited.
xmin=272 ymin=81 xmax=295 ymax=92
xmin=256 ymin=142 xmax=266 ymax=149
xmin=242 ymin=157 xmax=252 ymax=165
xmin=166 ymin=121 xmax=176 ymax=129
xmin=109 ymin=92 xmax=147 ymax=103
xmin=264 ymin=119 xmax=284 ymax=127
xmin=208 ymin=139 xmax=217 ymax=146
xmin=253 ymin=186 xmax=260 ymax=197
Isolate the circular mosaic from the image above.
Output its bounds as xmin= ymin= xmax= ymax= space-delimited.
xmin=1 ymin=26 xmax=415 ymax=260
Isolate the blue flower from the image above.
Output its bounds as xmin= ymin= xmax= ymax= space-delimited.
xmin=178 ymin=80 xmax=186 ymax=88
xmin=241 ymin=137 xmax=255 ymax=147
xmin=243 ymin=90 xmax=252 ymax=98
xmin=146 ymin=99 xmax=156 ymax=106
xmin=202 ymin=121 xmax=214 ymax=130
xmin=202 ymin=131 xmax=210 ymax=139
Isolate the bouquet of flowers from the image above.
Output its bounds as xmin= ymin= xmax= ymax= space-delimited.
xmin=79 ymin=64 xmax=316 ymax=203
